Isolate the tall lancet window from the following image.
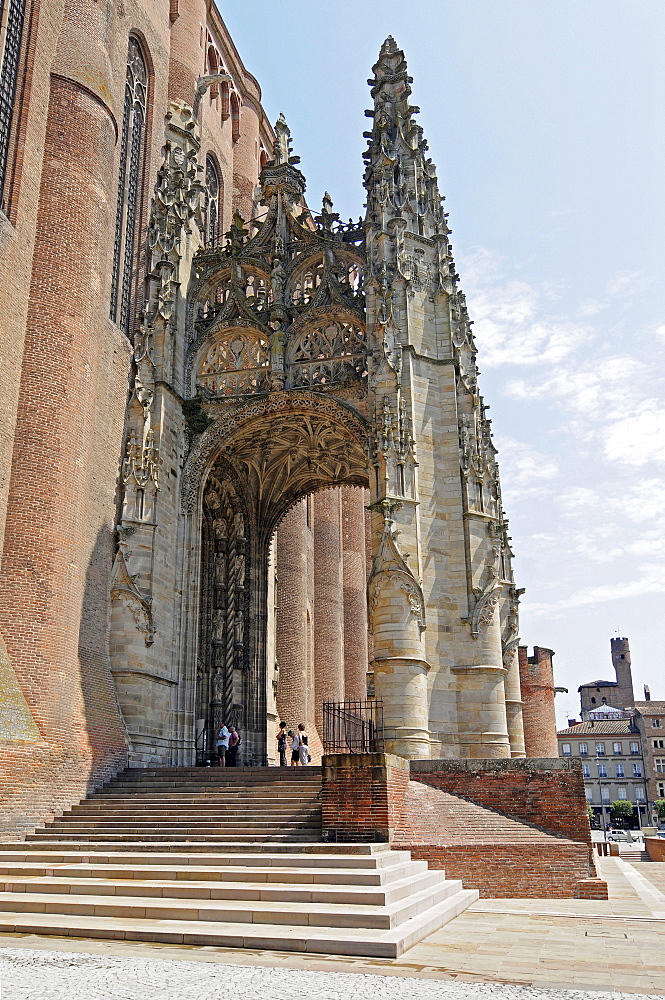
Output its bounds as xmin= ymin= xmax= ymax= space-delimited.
xmin=0 ymin=0 xmax=27 ymax=206
xmin=205 ymin=154 xmax=221 ymax=246
xmin=110 ymin=36 xmax=147 ymax=333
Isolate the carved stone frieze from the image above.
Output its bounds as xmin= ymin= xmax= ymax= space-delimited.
xmin=367 ymin=501 xmax=425 ymax=632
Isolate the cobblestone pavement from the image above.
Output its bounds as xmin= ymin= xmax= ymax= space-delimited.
xmin=0 ymin=948 xmax=662 ymax=1000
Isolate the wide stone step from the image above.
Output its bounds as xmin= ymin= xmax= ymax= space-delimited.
xmin=0 ymin=858 xmax=427 ymax=887
xmin=0 ymin=876 xmax=463 ymax=930
xmin=0 ymin=868 xmax=444 ymax=908
xmin=0 ymin=888 xmax=478 ymax=958
xmin=0 ymin=845 xmax=408 ymax=865
xmin=41 ymin=818 xmax=322 ymax=830
xmin=26 ymin=833 xmax=323 ymax=844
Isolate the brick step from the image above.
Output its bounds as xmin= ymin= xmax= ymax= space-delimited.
xmin=0 ymin=877 xmax=463 ymax=930
xmin=394 ymin=781 xmax=569 ymax=846
xmin=0 ymin=858 xmax=426 ymax=887
xmin=0 ymin=888 xmax=478 ymax=959
xmin=0 ymin=869 xmax=443 ymax=907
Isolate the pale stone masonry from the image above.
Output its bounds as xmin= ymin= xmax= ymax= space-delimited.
xmin=1 ymin=6 xmax=536 ymax=835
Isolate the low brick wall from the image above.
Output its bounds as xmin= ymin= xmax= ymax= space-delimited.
xmin=407 ymin=841 xmax=595 ymax=898
xmin=410 ymin=757 xmax=592 ymax=847
xmin=321 ymin=753 xmax=409 ymax=842
xmin=645 ymin=837 xmax=665 ymax=862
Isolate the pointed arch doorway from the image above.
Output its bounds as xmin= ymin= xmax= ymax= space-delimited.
xmin=185 ymin=392 xmax=370 ymax=764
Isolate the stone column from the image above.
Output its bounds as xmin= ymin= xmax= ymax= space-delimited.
xmin=313 ymin=489 xmax=345 ymax=733
xmin=341 ymin=486 xmax=369 ymax=701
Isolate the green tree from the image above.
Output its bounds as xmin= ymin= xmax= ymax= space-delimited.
xmin=654 ymin=799 xmax=665 ymax=822
xmin=610 ymin=800 xmax=634 ymax=827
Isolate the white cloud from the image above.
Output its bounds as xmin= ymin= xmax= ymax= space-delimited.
xmin=523 ymin=562 xmax=665 ymax=618
xmin=459 ymin=248 xmax=592 ymax=368
xmin=495 ymin=437 xmax=559 ymax=492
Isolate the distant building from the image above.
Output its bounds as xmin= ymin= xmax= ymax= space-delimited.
xmin=557 ymin=719 xmax=647 ymax=828
xmin=578 ymin=637 xmax=634 ymax=720
xmin=633 ymin=698 xmax=665 ymax=812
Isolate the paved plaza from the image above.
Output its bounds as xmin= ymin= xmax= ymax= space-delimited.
xmin=1 ymin=853 xmax=664 ymax=999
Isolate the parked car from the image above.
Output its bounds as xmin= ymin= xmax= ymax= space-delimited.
xmin=607 ymin=828 xmax=641 ymax=842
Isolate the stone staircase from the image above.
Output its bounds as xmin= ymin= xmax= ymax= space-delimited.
xmin=0 ymin=767 xmax=478 ymax=957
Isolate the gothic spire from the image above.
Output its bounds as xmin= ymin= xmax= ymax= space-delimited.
xmin=363 ymin=37 xmax=446 ymax=238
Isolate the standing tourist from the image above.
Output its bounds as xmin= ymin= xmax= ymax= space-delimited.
xmin=226 ymin=726 xmax=241 ymax=766
xmin=289 ymin=729 xmax=300 ymax=766
xmin=298 ymin=723 xmax=309 ymax=766
xmin=276 ymin=721 xmax=288 ymax=766
xmin=215 ymin=723 xmax=229 ymax=766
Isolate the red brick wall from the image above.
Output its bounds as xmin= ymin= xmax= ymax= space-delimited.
xmin=321 ymin=753 xmax=409 ymax=842
xmin=408 ymin=842 xmax=593 ymax=898
xmin=645 ymin=837 xmax=665 ymax=862
xmin=410 ymin=758 xmax=592 ymax=847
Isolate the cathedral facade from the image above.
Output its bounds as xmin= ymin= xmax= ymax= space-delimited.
xmin=0 ymin=0 xmax=527 ymax=836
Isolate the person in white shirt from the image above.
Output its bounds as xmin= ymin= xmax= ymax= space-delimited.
xmin=288 ymin=729 xmax=300 ymax=766
xmin=216 ymin=723 xmax=230 ymax=766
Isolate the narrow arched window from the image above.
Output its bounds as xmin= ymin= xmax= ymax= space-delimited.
xmin=0 ymin=0 xmax=27 ymax=206
xmin=110 ymin=36 xmax=148 ymax=334
xmin=230 ymin=91 xmax=240 ymax=143
xmin=205 ymin=154 xmax=220 ymax=246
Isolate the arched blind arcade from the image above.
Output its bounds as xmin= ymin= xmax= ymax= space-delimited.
xmin=205 ymin=154 xmax=221 ymax=246
xmin=0 ymin=0 xmax=27 ymax=205
xmin=110 ymin=36 xmax=147 ymax=333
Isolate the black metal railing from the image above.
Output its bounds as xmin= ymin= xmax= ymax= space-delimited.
xmin=323 ymin=700 xmax=384 ymax=755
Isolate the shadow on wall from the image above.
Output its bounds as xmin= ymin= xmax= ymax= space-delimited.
xmin=0 ymin=525 xmax=129 ymax=840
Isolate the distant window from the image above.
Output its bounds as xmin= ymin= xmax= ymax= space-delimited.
xmin=601 ymin=787 xmax=610 ymax=803
xmin=595 ymin=743 xmax=605 ymax=756
xmin=561 ymin=743 xmax=571 ymax=757
xmin=602 ymin=697 xmax=607 ymax=705
xmin=620 ymin=654 xmax=625 ymax=660
xmin=653 ymin=720 xmax=662 ymax=729
xmin=585 ymin=787 xmax=593 ymax=802
xmin=635 ymin=787 xmax=645 ymax=802
xmin=579 ymin=743 xmax=588 ymax=756
xmin=630 ymin=742 xmax=640 ymax=755
xmin=613 ymin=742 xmax=622 ymax=755
xmin=617 ymin=786 xmax=627 ymax=800
xmin=632 ymin=764 xmax=642 ymax=778
xmin=657 ymin=782 xmax=665 ymax=798
xmin=653 ymin=740 xmax=665 ymax=750
xmin=598 ymin=763 xmax=607 ymax=778
xmin=591 ymin=697 xmax=597 ymax=704
xmin=655 ymin=757 xmax=665 ymax=774
xmin=582 ymin=763 xmax=590 ymax=778
xmin=615 ymin=764 xmax=624 ymax=778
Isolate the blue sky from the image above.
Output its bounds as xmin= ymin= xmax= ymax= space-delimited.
xmin=220 ymin=1 xmax=665 ymax=723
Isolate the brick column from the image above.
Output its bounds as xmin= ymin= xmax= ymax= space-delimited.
xmin=518 ymin=645 xmax=558 ymax=757
xmin=168 ymin=0 xmax=207 ymax=104
xmin=341 ymin=486 xmax=368 ymax=701
xmin=276 ymin=500 xmax=309 ymax=727
xmin=313 ymin=489 xmax=344 ymax=732
xmin=275 ymin=498 xmax=322 ymax=758
xmin=0 ymin=0 xmax=129 ymax=824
